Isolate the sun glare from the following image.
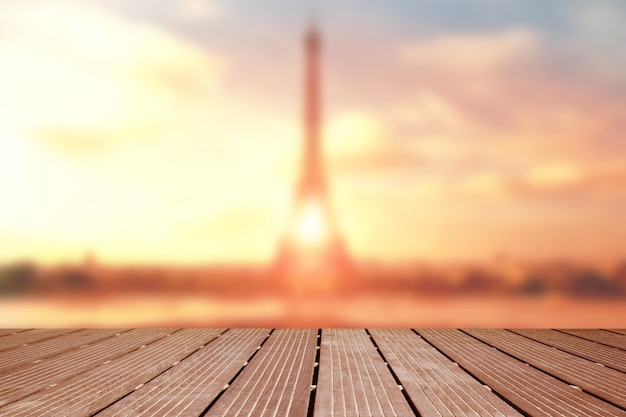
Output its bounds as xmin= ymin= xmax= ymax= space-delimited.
xmin=293 ymin=200 xmax=328 ymax=246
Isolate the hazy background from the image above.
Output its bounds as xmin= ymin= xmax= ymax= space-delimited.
xmin=1 ymin=0 xmax=626 ymax=327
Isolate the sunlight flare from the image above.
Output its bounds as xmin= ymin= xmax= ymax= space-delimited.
xmin=293 ymin=199 xmax=329 ymax=247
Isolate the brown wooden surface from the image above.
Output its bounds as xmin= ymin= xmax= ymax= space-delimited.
xmin=0 ymin=329 xmax=175 ymax=408
xmin=0 ymin=330 xmax=28 ymax=338
xmin=511 ymin=329 xmax=626 ymax=373
xmin=560 ymin=329 xmax=626 ymax=350
xmin=466 ymin=329 xmax=626 ymax=408
xmin=0 ymin=329 xmax=223 ymax=417
xmin=608 ymin=329 xmax=626 ymax=336
xmin=370 ymin=329 xmax=521 ymax=416
xmin=0 ymin=329 xmax=78 ymax=352
xmin=419 ymin=329 xmax=625 ymax=417
xmin=0 ymin=329 xmax=624 ymax=417
xmin=314 ymin=328 xmax=414 ymax=417
xmin=97 ymin=329 xmax=270 ymax=417
xmin=0 ymin=328 xmax=126 ymax=375
xmin=206 ymin=329 xmax=317 ymax=417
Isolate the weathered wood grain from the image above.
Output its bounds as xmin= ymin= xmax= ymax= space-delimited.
xmin=97 ymin=329 xmax=270 ymax=417
xmin=511 ymin=329 xmax=626 ymax=373
xmin=560 ymin=329 xmax=626 ymax=350
xmin=0 ymin=330 xmax=28 ymax=338
xmin=0 ymin=329 xmax=223 ymax=417
xmin=0 ymin=329 xmax=174 ymax=408
xmin=0 ymin=329 xmax=78 ymax=353
xmin=0 ymin=328 xmax=623 ymax=417
xmin=315 ymin=329 xmax=414 ymax=417
xmin=370 ymin=329 xmax=521 ymax=416
xmin=466 ymin=329 xmax=626 ymax=408
xmin=0 ymin=329 xmax=127 ymax=375
xmin=419 ymin=329 xmax=625 ymax=417
xmin=206 ymin=329 xmax=317 ymax=417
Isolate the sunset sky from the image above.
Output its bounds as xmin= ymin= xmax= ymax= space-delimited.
xmin=1 ymin=0 xmax=626 ymax=265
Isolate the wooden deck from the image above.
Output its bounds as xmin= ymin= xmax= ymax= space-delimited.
xmin=0 ymin=329 xmax=624 ymax=416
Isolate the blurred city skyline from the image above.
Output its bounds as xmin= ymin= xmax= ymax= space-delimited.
xmin=2 ymin=0 xmax=626 ymax=266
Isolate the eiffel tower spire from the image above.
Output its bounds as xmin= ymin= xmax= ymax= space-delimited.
xmin=273 ymin=20 xmax=352 ymax=287
xmin=301 ymin=22 xmax=323 ymax=194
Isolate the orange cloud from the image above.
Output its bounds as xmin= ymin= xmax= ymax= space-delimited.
xmin=326 ymin=110 xmax=425 ymax=177
xmin=324 ymin=27 xmax=626 ymax=262
xmin=398 ymin=29 xmax=537 ymax=75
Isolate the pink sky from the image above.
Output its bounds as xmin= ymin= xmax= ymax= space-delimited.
xmin=1 ymin=1 xmax=626 ymax=265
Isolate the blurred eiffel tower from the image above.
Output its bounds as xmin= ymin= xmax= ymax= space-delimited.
xmin=273 ymin=22 xmax=352 ymax=288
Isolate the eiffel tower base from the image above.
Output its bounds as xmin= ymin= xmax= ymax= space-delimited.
xmin=271 ymin=239 xmax=355 ymax=296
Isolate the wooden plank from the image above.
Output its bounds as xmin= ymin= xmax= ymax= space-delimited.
xmin=0 ymin=329 xmax=128 ymax=375
xmin=418 ymin=329 xmax=624 ymax=417
xmin=0 ymin=330 xmax=29 ymax=338
xmin=0 ymin=328 xmax=175 ymax=407
xmin=0 ymin=329 xmax=78 ymax=352
xmin=511 ymin=329 xmax=626 ymax=373
xmin=466 ymin=329 xmax=626 ymax=408
xmin=206 ymin=329 xmax=317 ymax=417
xmin=560 ymin=330 xmax=626 ymax=350
xmin=370 ymin=329 xmax=521 ymax=416
xmin=97 ymin=329 xmax=270 ymax=417
xmin=0 ymin=329 xmax=224 ymax=417
xmin=314 ymin=329 xmax=414 ymax=417
xmin=608 ymin=330 xmax=626 ymax=336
